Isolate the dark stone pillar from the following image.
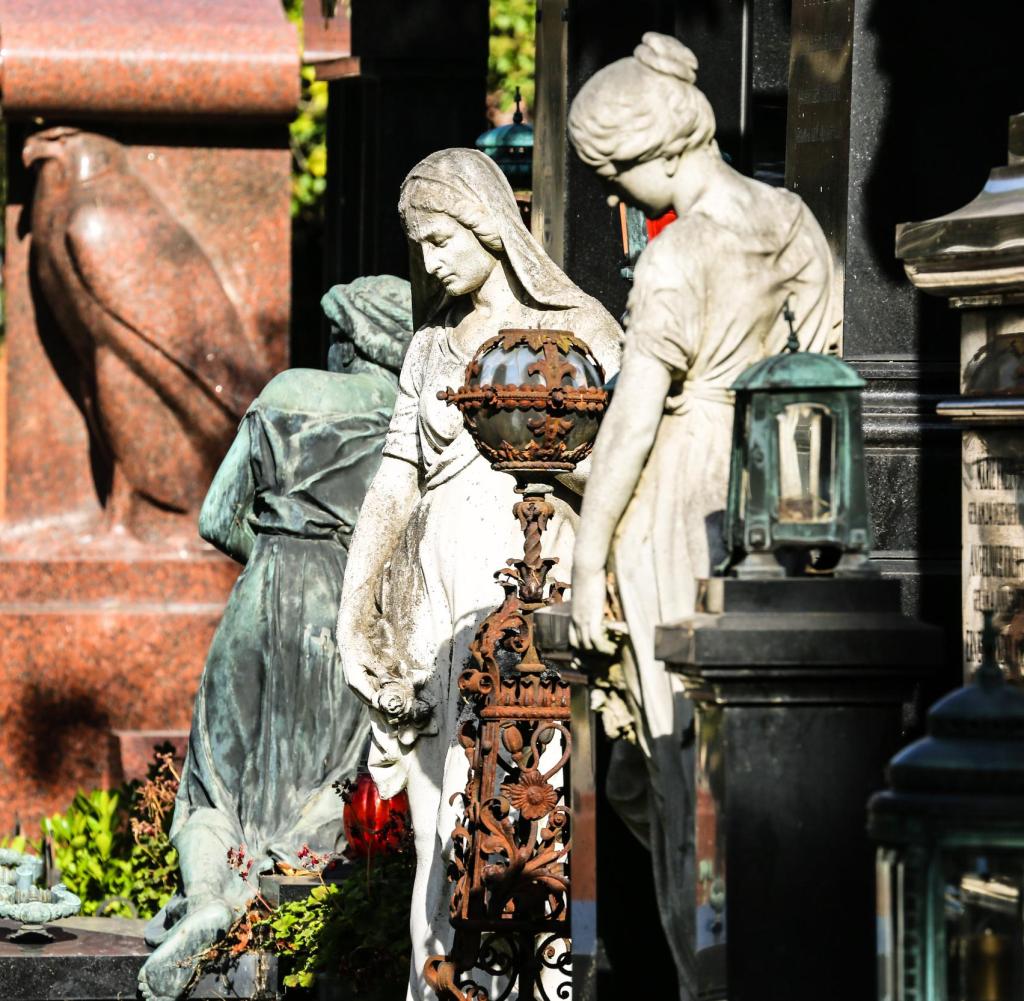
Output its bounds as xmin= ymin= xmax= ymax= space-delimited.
xmin=786 ymin=0 xmax=1024 ymax=691
xmin=657 ymin=577 xmax=941 ymax=1001
xmin=324 ymin=0 xmax=489 ymax=285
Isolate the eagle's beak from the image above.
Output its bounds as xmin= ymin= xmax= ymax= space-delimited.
xmin=23 ymin=137 xmax=52 ymax=169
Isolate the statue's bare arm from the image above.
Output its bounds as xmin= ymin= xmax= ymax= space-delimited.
xmin=570 ymin=349 xmax=672 ymax=654
xmin=337 ymin=454 xmax=420 ymax=704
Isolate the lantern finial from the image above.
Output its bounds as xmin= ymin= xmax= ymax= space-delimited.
xmin=783 ymin=295 xmax=800 ymax=353
xmin=512 ymin=86 xmax=524 ymax=126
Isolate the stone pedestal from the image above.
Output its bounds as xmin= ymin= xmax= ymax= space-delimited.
xmin=0 ymin=0 xmax=298 ymax=829
xmin=897 ymin=112 xmax=1024 ymax=679
xmin=657 ymin=577 xmax=940 ymax=1001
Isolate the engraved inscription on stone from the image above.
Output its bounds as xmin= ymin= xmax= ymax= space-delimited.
xmin=963 ymin=432 xmax=1024 ymax=672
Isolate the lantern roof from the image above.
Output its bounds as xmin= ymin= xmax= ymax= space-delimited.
xmin=476 ymin=120 xmax=535 ymax=155
xmin=475 ymin=87 xmax=534 ymax=190
xmin=886 ymin=614 xmax=1024 ymax=796
xmin=731 ymin=350 xmax=865 ymax=393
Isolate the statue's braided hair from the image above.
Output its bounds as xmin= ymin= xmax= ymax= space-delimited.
xmin=568 ymin=33 xmax=717 ymax=169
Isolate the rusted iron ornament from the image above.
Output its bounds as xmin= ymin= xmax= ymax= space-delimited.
xmin=425 ymin=329 xmax=608 ymax=1001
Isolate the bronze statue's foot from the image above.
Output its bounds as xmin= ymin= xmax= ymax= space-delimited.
xmin=137 ymin=899 xmax=233 ymax=1001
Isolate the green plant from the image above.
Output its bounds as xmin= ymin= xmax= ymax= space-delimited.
xmin=490 ymin=0 xmax=536 ymax=113
xmin=43 ymin=788 xmax=138 ymax=917
xmin=0 ymin=834 xmax=31 ymax=854
xmin=41 ymin=747 xmax=181 ymax=920
xmin=261 ymin=850 xmax=414 ymax=995
xmin=126 ymin=749 xmax=181 ymax=917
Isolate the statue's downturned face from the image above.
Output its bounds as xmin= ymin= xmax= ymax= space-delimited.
xmin=408 ymin=211 xmax=497 ymax=298
xmin=597 ymin=157 xmax=676 ymax=217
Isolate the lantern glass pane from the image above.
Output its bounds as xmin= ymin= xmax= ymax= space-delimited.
xmin=876 ymin=848 xmax=904 ymax=1001
xmin=943 ymin=851 xmax=1024 ymax=1001
xmin=739 ymin=404 xmax=751 ymax=521
xmin=776 ymin=403 xmax=835 ymax=523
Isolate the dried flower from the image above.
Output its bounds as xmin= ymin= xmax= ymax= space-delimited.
xmin=295 ymin=844 xmax=333 ymax=873
xmin=226 ymin=845 xmax=255 ymax=880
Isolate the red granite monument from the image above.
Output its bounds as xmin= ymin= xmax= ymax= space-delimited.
xmin=0 ymin=0 xmax=298 ymax=830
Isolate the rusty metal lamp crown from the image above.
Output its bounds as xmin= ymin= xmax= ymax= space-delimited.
xmin=425 ymin=327 xmax=608 ymax=1001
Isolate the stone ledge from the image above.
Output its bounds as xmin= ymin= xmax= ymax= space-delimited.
xmin=0 ymin=918 xmax=281 ymax=1000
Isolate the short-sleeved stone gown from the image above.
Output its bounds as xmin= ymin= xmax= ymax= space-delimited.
xmin=607 ymin=183 xmax=837 ymax=1000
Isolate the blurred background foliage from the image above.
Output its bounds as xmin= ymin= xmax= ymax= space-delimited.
xmin=284 ymin=0 xmax=536 ymax=224
xmin=284 ymin=0 xmax=329 ymax=222
xmin=489 ymin=0 xmax=536 ymax=117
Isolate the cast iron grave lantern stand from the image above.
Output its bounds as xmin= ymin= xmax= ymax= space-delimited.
xmin=424 ymin=328 xmax=608 ymax=1001
xmin=656 ymin=323 xmax=941 ymax=1001
xmin=869 ymin=613 xmax=1024 ymax=1001
xmin=724 ymin=304 xmax=873 ymax=578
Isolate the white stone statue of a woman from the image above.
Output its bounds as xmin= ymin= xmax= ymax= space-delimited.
xmin=566 ymin=33 xmax=838 ymax=1001
xmin=337 ymin=148 xmax=621 ymax=999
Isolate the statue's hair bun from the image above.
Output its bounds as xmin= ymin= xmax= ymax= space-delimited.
xmin=634 ymin=32 xmax=698 ymax=84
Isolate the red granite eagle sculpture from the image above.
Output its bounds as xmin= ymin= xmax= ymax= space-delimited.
xmin=23 ymin=127 xmax=269 ymax=542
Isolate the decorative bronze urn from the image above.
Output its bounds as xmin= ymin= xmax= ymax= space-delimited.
xmin=425 ymin=328 xmax=608 ymax=1000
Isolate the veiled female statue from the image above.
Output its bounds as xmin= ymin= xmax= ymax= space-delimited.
xmin=337 ymin=148 xmax=621 ymax=999
xmin=566 ymin=33 xmax=837 ymax=1001
xmin=138 ymin=277 xmax=414 ymax=1001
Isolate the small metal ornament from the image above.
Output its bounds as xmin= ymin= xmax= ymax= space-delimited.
xmin=424 ymin=328 xmax=608 ymax=1001
xmin=0 ymin=849 xmax=81 ymax=942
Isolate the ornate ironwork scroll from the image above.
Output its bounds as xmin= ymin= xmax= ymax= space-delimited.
xmin=425 ymin=328 xmax=608 ymax=1000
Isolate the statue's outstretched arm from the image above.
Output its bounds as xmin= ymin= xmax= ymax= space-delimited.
xmin=571 ymin=349 xmax=671 ymax=654
xmin=198 ymin=416 xmax=256 ymax=564
xmin=337 ymin=454 xmax=420 ymax=705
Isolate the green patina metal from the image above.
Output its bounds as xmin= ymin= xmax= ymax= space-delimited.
xmin=869 ymin=616 xmax=1024 ymax=1001
xmin=723 ymin=324 xmax=873 ymax=578
xmin=475 ymin=87 xmax=533 ymax=190
xmin=731 ymin=349 xmax=866 ymax=393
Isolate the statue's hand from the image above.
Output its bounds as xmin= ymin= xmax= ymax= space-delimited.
xmin=569 ymin=564 xmax=619 ymax=657
xmin=375 ymin=678 xmax=437 ymax=739
xmin=338 ymin=593 xmax=390 ymax=705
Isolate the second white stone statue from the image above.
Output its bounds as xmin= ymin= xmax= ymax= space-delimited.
xmin=567 ymin=32 xmax=838 ymax=1001
xmin=337 ymin=148 xmax=621 ymax=999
